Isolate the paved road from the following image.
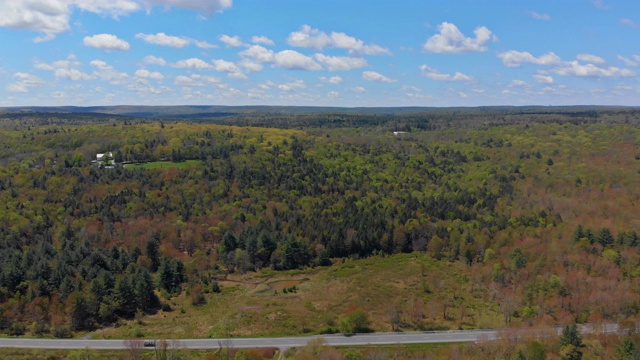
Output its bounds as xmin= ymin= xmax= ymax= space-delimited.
xmin=0 ymin=323 xmax=620 ymax=350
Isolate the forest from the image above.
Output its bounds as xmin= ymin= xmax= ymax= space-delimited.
xmin=0 ymin=106 xmax=639 ymax=348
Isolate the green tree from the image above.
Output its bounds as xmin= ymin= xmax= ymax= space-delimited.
xmin=559 ymin=324 xmax=583 ymax=360
xmin=340 ymin=309 xmax=371 ymax=334
xmin=133 ymin=267 xmax=159 ymax=311
xmin=597 ymin=228 xmax=614 ymax=247
xmin=145 ymin=238 xmax=161 ymax=272
xmin=618 ymin=337 xmax=640 ymax=360
xmin=69 ymin=291 xmax=93 ymax=331
xmin=573 ymin=225 xmax=584 ymax=242
xmin=510 ymin=247 xmax=527 ymax=270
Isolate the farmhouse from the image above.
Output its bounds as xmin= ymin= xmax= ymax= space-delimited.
xmin=96 ymin=152 xmax=113 ymax=162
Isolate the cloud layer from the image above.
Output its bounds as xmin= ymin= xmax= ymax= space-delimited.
xmin=423 ymin=22 xmax=495 ymax=53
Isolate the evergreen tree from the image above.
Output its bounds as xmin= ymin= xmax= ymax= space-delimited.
xmin=618 ymin=337 xmax=640 ymax=360
xmin=597 ymin=228 xmax=614 ymax=248
xmin=145 ymin=238 xmax=160 ymax=272
xmin=559 ymin=324 xmax=583 ymax=360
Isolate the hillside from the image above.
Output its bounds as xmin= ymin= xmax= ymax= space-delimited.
xmin=0 ymin=108 xmax=638 ymax=340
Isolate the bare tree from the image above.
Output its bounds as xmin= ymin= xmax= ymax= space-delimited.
xmin=410 ymin=297 xmax=424 ymax=325
xmin=386 ymin=303 xmax=402 ymax=331
xmin=123 ymin=339 xmax=144 ymax=360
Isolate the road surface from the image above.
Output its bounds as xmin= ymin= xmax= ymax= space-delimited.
xmin=0 ymin=323 xmax=620 ymax=350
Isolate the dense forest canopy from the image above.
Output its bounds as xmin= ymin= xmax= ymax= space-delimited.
xmin=0 ymin=106 xmax=639 ymax=338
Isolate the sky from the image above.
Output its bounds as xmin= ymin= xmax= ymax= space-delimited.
xmin=1 ymin=0 xmax=639 ymax=107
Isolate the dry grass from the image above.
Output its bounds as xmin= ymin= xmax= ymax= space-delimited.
xmin=99 ymin=253 xmax=503 ymax=339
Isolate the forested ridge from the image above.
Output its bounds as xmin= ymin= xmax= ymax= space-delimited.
xmin=0 ymin=108 xmax=639 ymax=338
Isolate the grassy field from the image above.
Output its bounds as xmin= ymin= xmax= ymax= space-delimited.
xmin=97 ymin=253 xmax=501 ymax=340
xmin=0 ymin=347 xmax=279 ymax=360
xmin=124 ymin=159 xmax=202 ymax=170
xmin=285 ymin=341 xmax=461 ymax=360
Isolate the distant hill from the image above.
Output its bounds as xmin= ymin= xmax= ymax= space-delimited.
xmin=1 ymin=105 xmax=632 ymax=119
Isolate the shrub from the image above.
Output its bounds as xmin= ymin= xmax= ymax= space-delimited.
xmin=8 ymin=322 xmax=25 ymax=336
xmin=190 ymin=284 xmax=207 ymax=306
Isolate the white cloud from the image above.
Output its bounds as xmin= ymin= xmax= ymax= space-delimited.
xmin=76 ymin=0 xmax=140 ymax=16
xmin=135 ymin=69 xmax=164 ymax=80
xmin=258 ymin=81 xmax=275 ymax=90
xmin=497 ymin=50 xmax=562 ymax=67
xmin=401 ymin=85 xmax=422 ymax=92
xmin=278 ymin=79 xmax=306 ymax=92
xmin=352 ymin=86 xmax=367 ymax=93
xmin=0 ymin=0 xmax=140 ymax=41
xmin=90 ymin=60 xmax=128 ymax=83
xmin=617 ymin=55 xmax=639 ymax=67
xmin=89 ymin=60 xmax=111 ymax=70
xmin=136 ymin=32 xmax=190 ymax=48
xmin=52 ymin=90 xmax=67 ymax=99
xmin=0 ymin=1 xmax=231 ymax=42
xmin=240 ymin=45 xmax=275 ymax=63
xmin=362 ymin=71 xmax=395 ymax=83
xmin=6 ymin=72 xmax=45 ymax=93
xmin=529 ymin=11 xmax=550 ymax=20
xmin=140 ymin=0 xmax=232 ymax=15
xmin=288 ymin=25 xmax=330 ymax=49
xmin=419 ymin=65 xmax=474 ymax=82
xmin=55 ymin=68 xmax=93 ymax=80
xmin=212 ymin=59 xmax=240 ymax=72
xmin=135 ymin=32 xmax=215 ymax=49
xmin=251 ymin=35 xmax=274 ymax=46
xmin=219 ymin=34 xmax=244 ymax=47
xmin=287 ymin=25 xmax=391 ymax=55
xmin=239 ymin=59 xmax=263 ymax=72
xmin=423 ymin=22 xmax=495 ymax=53
xmin=143 ymin=55 xmax=167 ymax=66
xmin=509 ymin=80 xmax=529 ymax=87
xmin=554 ymin=61 xmax=635 ymax=77
xmin=274 ymin=50 xmax=322 ymax=70
xmin=212 ymin=59 xmax=247 ymax=79
xmin=175 ymin=75 xmax=199 ymax=86
xmin=620 ymin=18 xmax=638 ymax=28
xmin=174 ymin=58 xmax=213 ymax=70
xmin=533 ymin=73 xmax=554 ymax=84
xmin=458 ymin=92 xmax=468 ymax=98
xmin=327 ymin=91 xmax=339 ymax=98
xmin=193 ymin=40 xmax=217 ymax=49
xmin=320 ymin=76 xmax=343 ymax=84
xmin=500 ymin=51 xmax=635 ymax=77
xmin=0 ymin=0 xmax=71 ymax=38
xmin=592 ymin=0 xmax=608 ymax=9
xmin=174 ymin=74 xmax=222 ymax=87
xmin=83 ymin=34 xmax=130 ymax=51
xmin=36 ymin=57 xmax=93 ymax=80
xmin=576 ymin=54 xmax=606 ymax=64
xmin=314 ymin=54 xmax=367 ymax=71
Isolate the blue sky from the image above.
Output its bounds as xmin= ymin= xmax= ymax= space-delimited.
xmin=1 ymin=0 xmax=639 ymax=107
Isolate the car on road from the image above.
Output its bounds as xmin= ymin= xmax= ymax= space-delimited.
xmin=143 ymin=340 xmax=156 ymax=347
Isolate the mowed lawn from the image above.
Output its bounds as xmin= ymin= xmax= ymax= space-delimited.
xmin=98 ymin=253 xmax=502 ymax=340
xmin=124 ymin=160 xmax=202 ymax=170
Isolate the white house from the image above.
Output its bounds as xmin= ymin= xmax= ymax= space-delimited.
xmin=96 ymin=152 xmax=113 ymax=162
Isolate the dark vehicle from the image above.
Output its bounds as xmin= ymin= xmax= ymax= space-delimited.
xmin=143 ymin=340 xmax=156 ymax=347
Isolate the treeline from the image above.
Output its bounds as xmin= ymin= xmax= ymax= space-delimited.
xmin=3 ymin=107 xmax=640 ymax=131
